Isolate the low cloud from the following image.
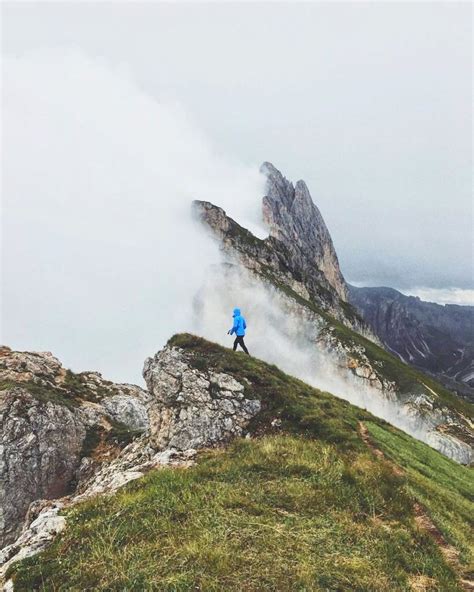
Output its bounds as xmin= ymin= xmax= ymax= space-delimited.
xmin=2 ymin=50 xmax=265 ymax=382
xmin=399 ymin=287 xmax=474 ymax=306
xmin=3 ymin=50 xmax=464 ymax=455
xmin=194 ymin=264 xmax=443 ymax=450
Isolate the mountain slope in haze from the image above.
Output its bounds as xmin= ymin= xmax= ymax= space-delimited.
xmin=7 ymin=335 xmax=473 ymax=592
xmin=193 ymin=162 xmax=474 ymax=464
xmin=194 ymin=163 xmax=365 ymax=332
xmin=348 ymin=286 xmax=474 ymax=402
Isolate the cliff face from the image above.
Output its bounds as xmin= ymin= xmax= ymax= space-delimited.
xmin=261 ymin=162 xmax=348 ymax=302
xmin=0 ymin=389 xmax=85 ymax=548
xmin=193 ymin=194 xmax=362 ymax=332
xmin=0 ymin=347 xmax=149 ymax=548
xmin=349 ymin=286 xmax=474 ymax=402
xmin=192 ymin=162 xmax=363 ymax=329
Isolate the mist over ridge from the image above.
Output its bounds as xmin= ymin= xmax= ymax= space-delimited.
xmin=3 ymin=50 xmax=265 ymax=383
xmin=1 ymin=6 xmax=473 ymax=585
xmin=3 ymin=49 xmax=472 ymax=389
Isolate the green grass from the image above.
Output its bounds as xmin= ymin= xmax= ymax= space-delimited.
xmin=367 ymin=422 xmax=474 ymax=571
xmin=9 ymin=335 xmax=473 ymax=591
xmin=0 ymin=369 xmax=123 ymax=410
xmin=10 ymin=435 xmax=466 ymax=591
xmin=0 ymin=379 xmax=79 ymax=409
xmin=257 ymin=270 xmax=474 ymax=422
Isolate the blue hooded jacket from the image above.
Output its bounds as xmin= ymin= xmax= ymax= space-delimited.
xmin=229 ymin=308 xmax=247 ymax=336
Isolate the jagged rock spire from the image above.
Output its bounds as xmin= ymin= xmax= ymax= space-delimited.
xmin=260 ymin=162 xmax=348 ymax=301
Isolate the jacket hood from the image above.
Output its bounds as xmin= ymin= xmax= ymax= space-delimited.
xmin=233 ymin=308 xmax=241 ymax=317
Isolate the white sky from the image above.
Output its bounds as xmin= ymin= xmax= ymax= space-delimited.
xmin=3 ymin=1 xmax=472 ymax=291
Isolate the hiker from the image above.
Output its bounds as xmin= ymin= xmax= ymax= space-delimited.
xmin=227 ymin=307 xmax=249 ymax=355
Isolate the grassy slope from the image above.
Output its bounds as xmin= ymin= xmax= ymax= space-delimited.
xmin=9 ymin=336 xmax=473 ymax=591
xmin=0 ymin=369 xmax=125 ymax=409
xmin=259 ymin=269 xmax=474 ymax=423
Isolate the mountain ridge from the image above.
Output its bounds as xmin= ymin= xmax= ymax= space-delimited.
xmin=192 ymin=162 xmax=473 ymax=464
xmin=349 ymin=285 xmax=474 ymax=401
xmin=4 ymin=335 xmax=473 ymax=591
xmin=2 ymin=160 xmax=473 ymax=591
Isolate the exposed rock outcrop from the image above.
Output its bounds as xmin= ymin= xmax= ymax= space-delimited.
xmin=0 ymin=343 xmax=261 ymax=582
xmin=0 ymin=347 xmax=149 ymax=548
xmin=0 ymin=389 xmax=85 ymax=547
xmin=261 ymin=162 xmax=348 ymax=302
xmin=144 ymin=345 xmax=260 ymax=451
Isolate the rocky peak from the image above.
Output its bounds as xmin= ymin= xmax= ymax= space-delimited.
xmin=259 ymin=161 xmax=294 ymax=203
xmin=260 ymin=162 xmax=348 ymax=302
xmin=193 ymin=169 xmax=360 ymax=328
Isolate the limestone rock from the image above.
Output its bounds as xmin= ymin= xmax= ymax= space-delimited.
xmin=261 ymin=162 xmax=348 ymax=302
xmin=143 ymin=346 xmax=261 ymax=452
xmin=0 ymin=504 xmax=66 ymax=578
xmin=0 ymin=388 xmax=85 ymax=547
xmin=101 ymin=394 xmax=149 ymax=431
xmin=0 ymin=348 xmax=149 ymax=549
xmin=1 ymin=342 xmax=263 ymax=579
xmin=426 ymin=431 xmax=473 ymax=465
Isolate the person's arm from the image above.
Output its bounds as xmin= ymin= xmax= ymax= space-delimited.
xmin=228 ymin=318 xmax=238 ymax=335
xmin=243 ymin=318 xmax=247 ymax=330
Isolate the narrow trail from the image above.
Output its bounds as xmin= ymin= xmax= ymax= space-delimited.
xmin=358 ymin=422 xmax=474 ymax=592
xmin=421 ymin=382 xmax=440 ymax=399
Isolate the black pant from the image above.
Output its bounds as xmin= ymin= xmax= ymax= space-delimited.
xmin=233 ymin=335 xmax=249 ymax=355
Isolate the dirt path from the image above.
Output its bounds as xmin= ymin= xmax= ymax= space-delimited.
xmin=358 ymin=422 xmax=473 ymax=592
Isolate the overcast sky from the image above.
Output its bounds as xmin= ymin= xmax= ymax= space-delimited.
xmin=3 ymin=1 xmax=472 ymax=294
xmin=1 ymin=2 xmax=473 ymax=381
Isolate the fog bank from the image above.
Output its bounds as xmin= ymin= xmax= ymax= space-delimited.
xmin=194 ymin=264 xmax=440 ymax=449
xmin=2 ymin=50 xmax=265 ymax=382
